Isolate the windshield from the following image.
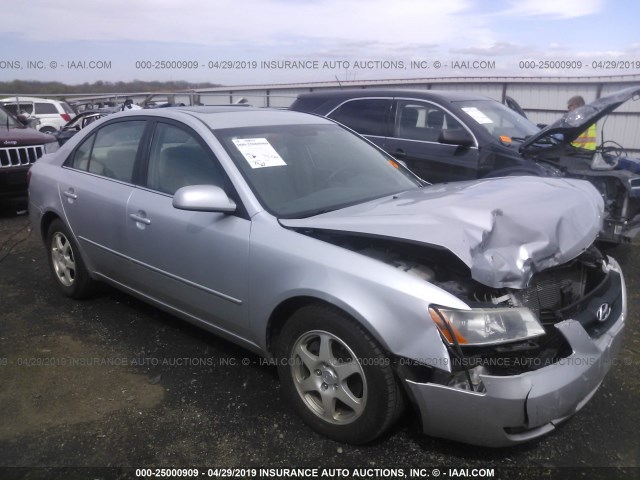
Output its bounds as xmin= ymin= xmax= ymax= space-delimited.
xmin=0 ymin=106 xmax=21 ymax=128
xmin=215 ymin=123 xmax=422 ymax=218
xmin=455 ymin=100 xmax=540 ymax=143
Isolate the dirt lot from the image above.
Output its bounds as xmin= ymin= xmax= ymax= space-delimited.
xmin=0 ymin=198 xmax=639 ymax=480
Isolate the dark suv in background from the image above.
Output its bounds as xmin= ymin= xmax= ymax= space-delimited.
xmin=291 ymin=87 xmax=640 ymax=244
xmin=0 ymin=105 xmax=59 ymax=200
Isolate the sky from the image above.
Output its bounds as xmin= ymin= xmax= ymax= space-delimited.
xmin=2 ymin=0 xmax=640 ymax=87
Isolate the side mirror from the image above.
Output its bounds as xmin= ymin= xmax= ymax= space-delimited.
xmin=172 ymin=185 xmax=236 ymax=213
xmin=438 ymin=129 xmax=474 ymax=147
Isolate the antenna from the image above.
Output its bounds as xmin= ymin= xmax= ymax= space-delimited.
xmin=334 ymin=75 xmax=343 ymax=89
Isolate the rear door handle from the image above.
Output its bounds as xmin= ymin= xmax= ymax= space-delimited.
xmin=129 ymin=213 xmax=151 ymax=225
xmin=63 ymin=190 xmax=78 ymax=200
xmin=394 ymin=149 xmax=407 ymax=159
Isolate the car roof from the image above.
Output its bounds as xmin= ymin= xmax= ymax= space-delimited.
xmin=0 ymin=96 xmax=66 ymax=104
xmin=75 ymin=109 xmax=113 ymax=115
xmin=296 ymin=89 xmax=492 ymax=103
xmin=111 ymin=106 xmax=334 ymax=129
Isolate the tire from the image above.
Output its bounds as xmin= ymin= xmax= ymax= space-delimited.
xmin=39 ymin=126 xmax=57 ymax=135
xmin=276 ymin=304 xmax=403 ymax=444
xmin=46 ymin=219 xmax=95 ymax=298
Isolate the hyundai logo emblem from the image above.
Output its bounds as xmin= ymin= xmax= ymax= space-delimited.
xmin=596 ymin=303 xmax=611 ymax=322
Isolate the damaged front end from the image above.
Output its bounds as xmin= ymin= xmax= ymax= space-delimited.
xmin=374 ymin=242 xmax=625 ymax=446
xmin=297 ymin=231 xmax=626 ymax=446
xmin=282 ymin=176 xmax=625 ymax=446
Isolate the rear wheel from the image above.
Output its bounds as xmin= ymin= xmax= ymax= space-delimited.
xmin=276 ymin=304 xmax=403 ymax=444
xmin=39 ymin=126 xmax=57 ymax=135
xmin=46 ymin=219 xmax=95 ymax=298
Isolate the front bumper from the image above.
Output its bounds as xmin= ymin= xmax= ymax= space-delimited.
xmin=406 ymin=259 xmax=627 ymax=447
xmin=0 ymin=166 xmax=30 ymax=198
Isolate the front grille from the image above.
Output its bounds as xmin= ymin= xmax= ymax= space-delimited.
xmin=556 ymin=269 xmax=623 ymax=338
xmin=515 ymin=264 xmax=587 ymax=320
xmin=0 ymin=145 xmax=44 ymax=168
xmin=517 ymin=259 xmax=621 ymax=338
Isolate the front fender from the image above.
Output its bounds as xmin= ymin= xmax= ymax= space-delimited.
xmin=247 ymin=213 xmax=465 ymax=367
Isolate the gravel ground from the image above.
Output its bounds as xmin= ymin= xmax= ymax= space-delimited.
xmin=0 ymin=198 xmax=638 ymax=480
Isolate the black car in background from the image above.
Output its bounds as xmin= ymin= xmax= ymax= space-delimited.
xmin=291 ymin=87 xmax=640 ymax=244
xmin=55 ymin=109 xmax=114 ymax=146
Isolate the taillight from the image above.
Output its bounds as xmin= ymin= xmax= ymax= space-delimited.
xmin=61 ymin=113 xmax=71 ymax=122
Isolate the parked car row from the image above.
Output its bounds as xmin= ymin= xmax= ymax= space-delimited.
xmin=0 ymin=96 xmax=131 ymax=144
xmin=290 ymin=86 xmax=640 ymax=245
xmin=28 ymin=105 xmax=627 ymax=447
xmin=0 ymin=96 xmax=75 ymax=134
xmin=0 ymin=96 xmax=202 ymax=200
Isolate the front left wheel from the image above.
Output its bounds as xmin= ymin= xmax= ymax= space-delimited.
xmin=275 ymin=304 xmax=404 ymax=444
xmin=46 ymin=219 xmax=95 ymax=298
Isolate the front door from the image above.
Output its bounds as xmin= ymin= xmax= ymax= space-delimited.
xmin=384 ymin=99 xmax=480 ymax=183
xmin=125 ymin=121 xmax=251 ymax=338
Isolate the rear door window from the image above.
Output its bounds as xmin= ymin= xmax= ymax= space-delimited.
xmin=61 ymin=102 xmax=75 ymax=115
xmin=66 ymin=120 xmax=146 ymax=183
xmin=327 ymin=99 xmax=391 ymax=137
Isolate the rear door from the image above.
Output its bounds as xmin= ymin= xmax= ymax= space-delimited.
xmin=59 ymin=119 xmax=148 ymax=281
xmin=384 ymin=99 xmax=480 ymax=183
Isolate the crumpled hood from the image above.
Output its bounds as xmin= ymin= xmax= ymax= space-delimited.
xmin=281 ymin=177 xmax=604 ymax=289
xmin=520 ymin=85 xmax=640 ymax=152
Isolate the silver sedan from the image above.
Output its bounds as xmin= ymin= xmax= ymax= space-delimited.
xmin=29 ymin=107 xmax=626 ymax=446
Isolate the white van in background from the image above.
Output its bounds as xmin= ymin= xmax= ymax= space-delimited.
xmin=1 ymin=96 xmax=75 ymax=134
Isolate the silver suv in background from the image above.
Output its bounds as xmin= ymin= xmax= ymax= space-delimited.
xmin=1 ymin=96 xmax=75 ymax=134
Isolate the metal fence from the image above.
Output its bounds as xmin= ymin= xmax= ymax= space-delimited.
xmin=4 ymin=74 xmax=639 ymax=152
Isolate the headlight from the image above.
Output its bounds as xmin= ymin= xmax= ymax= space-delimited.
xmin=43 ymin=141 xmax=59 ymax=154
xmin=429 ymin=306 xmax=545 ymax=346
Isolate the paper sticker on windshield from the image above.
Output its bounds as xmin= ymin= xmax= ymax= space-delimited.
xmin=462 ymin=107 xmax=493 ymax=124
xmin=232 ymin=138 xmax=286 ymax=169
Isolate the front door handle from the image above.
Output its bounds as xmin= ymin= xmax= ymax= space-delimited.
xmin=394 ymin=149 xmax=407 ymax=159
xmin=129 ymin=213 xmax=151 ymax=225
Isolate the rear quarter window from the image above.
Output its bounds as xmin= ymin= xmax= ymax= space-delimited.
xmin=328 ymin=99 xmax=391 ymax=137
xmin=61 ymin=102 xmax=75 ymax=115
xmin=35 ymin=103 xmax=59 ymax=114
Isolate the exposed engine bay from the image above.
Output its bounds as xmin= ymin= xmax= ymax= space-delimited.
xmin=306 ymin=230 xmax=622 ymax=387
xmin=533 ymin=144 xmax=640 ymax=243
